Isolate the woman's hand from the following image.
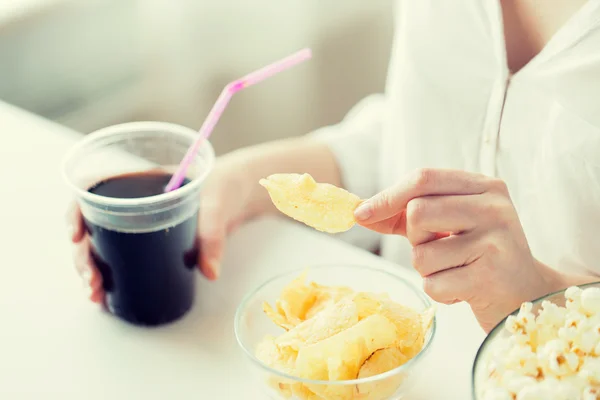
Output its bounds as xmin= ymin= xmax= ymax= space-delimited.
xmin=354 ymin=168 xmax=565 ymax=332
xmin=66 ymin=136 xmax=342 ymax=304
xmin=66 ymin=158 xmax=256 ymax=304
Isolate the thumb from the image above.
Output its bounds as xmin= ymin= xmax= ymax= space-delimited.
xmin=198 ymin=203 xmax=228 ymax=280
xmin=357 ymin=211 xmax=408 ymax=236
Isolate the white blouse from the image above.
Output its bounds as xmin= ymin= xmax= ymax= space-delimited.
xmin=313 ymin=0 xmax=600 ymax=277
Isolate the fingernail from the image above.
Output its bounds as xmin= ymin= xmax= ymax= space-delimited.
xmin=207 ymin=260 xmax=220 ymax=280
xmin=354 ymin=202 xmax=373 ymax=221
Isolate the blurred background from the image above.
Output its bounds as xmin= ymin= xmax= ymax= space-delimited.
xmin=0 ymin=0 xmax=393 ymax=155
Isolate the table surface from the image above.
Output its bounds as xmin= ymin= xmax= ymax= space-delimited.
xmin=0 ymin=101 xmax=486 ymax=399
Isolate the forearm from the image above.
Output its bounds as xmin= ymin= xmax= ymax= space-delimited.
xmin=219 ymin=136 xmax=341 ymax=219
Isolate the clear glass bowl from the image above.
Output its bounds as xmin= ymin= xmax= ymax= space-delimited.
xmin=471 ymin=281 xmax=600 ymax=399
xmin=234 ymin=264 xmax=437 ymax=400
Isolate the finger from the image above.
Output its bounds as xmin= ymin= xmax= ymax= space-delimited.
xmin=359 ymin=193 xmax=482 ymax=239
xmin=66 ymin=201 xmax=86 ymax=243
xmin=412 ymin=232 xmax=483 ymax=277
xmin=359 ymin=216 xmax=451 ymax=241
xmin=423 ymin=265 xmax=475 ymax=305
xmin=88 ymin=289 xmax=104 ymax=304
xmin=358 ymin=210 xmax=407 ymax=236
xmin=73 ymin=238 xmax=104 ymax=303
xmin=198 ymin=202 xmax=227 ymax=280
xmin=405 ymin=195 xmax=481 ymax=246
xmin=73 ymin=238 xmax=92 ymax=278
xmin=354 ymin=169 xmax=488 ymax=224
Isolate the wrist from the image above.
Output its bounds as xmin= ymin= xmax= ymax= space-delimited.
xmin=213 ymin=147 xmax=274 ymax=222
xmin=535 ymin=260 xmax=567 ymax=295
xmin=534 ymin=259 xmax=599 ymax=295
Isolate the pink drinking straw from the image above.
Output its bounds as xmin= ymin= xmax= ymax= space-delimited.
xmin=164 ymin=48 xmax=313 ymax=192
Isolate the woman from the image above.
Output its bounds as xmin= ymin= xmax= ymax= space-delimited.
xmin=68 ymin=0 xmax=600 ymax=332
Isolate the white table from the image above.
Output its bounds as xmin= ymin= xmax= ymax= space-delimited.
xmin=0 ymin=101 xmax=486 ymax=399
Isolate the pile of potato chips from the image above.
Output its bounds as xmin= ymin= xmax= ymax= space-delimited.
xmin=259 ymin=173 xmax=362 ymax=233
xmin=256 ymin=273 xmax=435 ymax=400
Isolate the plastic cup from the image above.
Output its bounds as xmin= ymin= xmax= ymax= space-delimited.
xmin=62 ymin=122 xmax=215 ymax=326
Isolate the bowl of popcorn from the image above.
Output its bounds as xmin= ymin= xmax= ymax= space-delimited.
xmin=473 ymin=282 xmax=600 ymax=400
xmin=234 ymin=264 xmax=436 ymax=400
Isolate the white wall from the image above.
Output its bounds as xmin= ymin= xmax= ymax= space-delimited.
xmin=0 ymin=0 xmax=394 ymax=155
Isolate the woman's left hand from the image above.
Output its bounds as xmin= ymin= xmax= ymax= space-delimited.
xmin=353 ymin=168 xmax=564 ymax=332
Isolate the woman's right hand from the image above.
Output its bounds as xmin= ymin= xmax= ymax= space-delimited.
xmin=66 ymin=158 xmax=257 ymax=303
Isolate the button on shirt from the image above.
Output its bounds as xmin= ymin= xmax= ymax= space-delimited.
xmin=312 ymin=0 xmax=600 ymax=277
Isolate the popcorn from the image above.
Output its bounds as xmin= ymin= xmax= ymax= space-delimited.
xmin=576 ymin=328 xmax=599 ymax=355
xmin=583 ymin=386 xmax=600 ymax=400
xmin=533 ymin=339 xmax=578 ymax=379
xmin=594 ymin=340 xmax=600 ymax=357
xmin=560 ymin=374 xmax=588 ymax=393
xmin=580 ymin=357 xmax=600 ymax=385
xmin=582 ymin=288 xmax=600 ymax=315
xmin=505 ymin=345 xmax=538 ymax=376
xmin=502 ymin=371 xmax=537 ymax=394
xmin=565 ymin=286 xmax=583 ymax=311
xmin=506 ymin=302 xmax=537 ymax=337
xmin=482 ymin=387 xmax=512 ymax=400
xmin=478 ymin=286 xmax=600 ymax=400
xmin=515 ymin=383 xmax=549 ymax=400
xmin=537 ymin=301 xmax=567 ymax=327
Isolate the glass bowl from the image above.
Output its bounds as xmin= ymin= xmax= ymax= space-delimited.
xmin=472 ymin=281 xmax=600 ymax=400
xmin=234 ymin=264 xmax=437 ymax=400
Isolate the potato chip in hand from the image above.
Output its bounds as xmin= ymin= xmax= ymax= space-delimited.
xmin=259 ymin=173 xmax=362 ymax=233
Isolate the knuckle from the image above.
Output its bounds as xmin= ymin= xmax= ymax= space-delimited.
xmin=480 ymin=198 xmax=514 ymax=224
xmin=406 ymin=198 xmax=428 ymax=227
xmin=483 ymin=239 xmax=501 ymax=257
xmin=488 ymin=178 xmax=509 ymax=195
xmin=423 ymin=277 xmax=447 ymax=303
xmin=422 ymin=277 xmax=436 ymax=296
xmin=411 ymin=245 xmax=427 ymax=272
xmin=412 ymin=168 xmax=436 ymax=191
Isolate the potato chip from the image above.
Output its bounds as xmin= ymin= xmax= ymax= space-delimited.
xmin=351 ymin=292 xmax=385 ymax=320
xmin=292 ymin=383 xmax=322 ymax=400
xmin=300 ymin=338 xmax=369 ymax=400
xmin=262 ymin=272 xmax=316 ymax=330
xmin=257 ymin=339 xmax=298 ymax=398
xmin=256 ymin=273 xmax=434 ymax=399
xmin=263 ymin=302 xmax=295 ymax=331
xmin=264 ymin=272 xmax=356 ymax=331
xmin=355 ymin=348 xmax=408 ymax=400
xmin=278 ymin=272 xmax=317 ymax=325
xmin=276 ymin=297 xmax=359 ymax=351
xmin=380 ymin=301 xmax=423 ymax=351
xmin=256 ymin=335 xmax=297 ymax=376
xmin=401 ymin=306 xmax=436 ymax=359
xmin=259 ymin=173 xmax=362 ymax=233
xmin=305 ymin=282 xmax=354 ymax=320
xmin=295 ymin=314 xmax=398 ymax=382
xmin=273 ymin=381 xmax=293 ymax=399
xmin=350 ymin=292 xmax=424 ymax=353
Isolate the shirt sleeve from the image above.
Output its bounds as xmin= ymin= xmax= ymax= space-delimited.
xmin=308 ymin=94 xmax=385 ymax=201
xmin=308 ymin=94 xmax=385 ymax=251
